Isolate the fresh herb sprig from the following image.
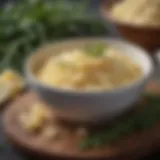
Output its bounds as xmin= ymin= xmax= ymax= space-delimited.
xmin=79 ymin=95 xmax=160 ymax=150
xmin=85 ymin=43 xmax=107 ymax=57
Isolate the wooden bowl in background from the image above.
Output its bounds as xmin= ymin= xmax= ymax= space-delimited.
xmin=100 ymin=0 xmax=160 ymax=53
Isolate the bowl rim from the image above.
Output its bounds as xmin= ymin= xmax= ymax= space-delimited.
xmin=100 ymin=1 xmax=160 ymax=30
xmin=24 ymin=37 xmax=154 ymax=95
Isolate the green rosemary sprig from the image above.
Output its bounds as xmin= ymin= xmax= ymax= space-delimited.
xmin=79 ymin=95 xmax=160 ymax=150
xmin=85 ymin=43 xmax=107 ymax=57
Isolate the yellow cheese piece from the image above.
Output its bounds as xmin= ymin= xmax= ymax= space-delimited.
xmin=19 ymin=103 xmax=48 ymax=132
xmin=0 ymin=69 xmax=25 ymax=103
xmin=0 ymin=83 xmax=13 ymax=104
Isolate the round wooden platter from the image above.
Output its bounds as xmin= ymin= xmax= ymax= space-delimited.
xmin=3 ymin=90 xmax=160 ymax=160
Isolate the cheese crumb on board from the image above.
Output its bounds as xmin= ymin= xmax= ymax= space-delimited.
xmin=42 ymin=126 xmax=61 ymax=140
xmin=19 ymin=103 xmax=48 ymax=132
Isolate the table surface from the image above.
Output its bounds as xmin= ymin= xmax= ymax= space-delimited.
xmin=0 ymin=66 xmax=160 ymax=160
xmin=0 ymin=103 xmax=159 ymax=160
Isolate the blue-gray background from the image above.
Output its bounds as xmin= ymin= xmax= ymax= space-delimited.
xmin=0 ymin=0 xmax=159 ymax=160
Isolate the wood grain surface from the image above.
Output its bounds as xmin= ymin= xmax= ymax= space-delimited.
xmin=3 ymin=90 xmax=160 ymax=160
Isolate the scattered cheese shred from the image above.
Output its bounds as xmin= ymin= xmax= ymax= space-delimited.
xmin=19 ymin=103 xmax=48 ymax=132
xmin=42 ymin=126 xmax=61 ymax=140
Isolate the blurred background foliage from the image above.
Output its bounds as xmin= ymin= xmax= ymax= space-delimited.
xmin=0 ymin=0 xmax=108 ymax=72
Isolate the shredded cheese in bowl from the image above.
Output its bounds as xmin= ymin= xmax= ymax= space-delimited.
xmin=37 ymin=44 xmax=142 ymax=91
xmin=110 ymin=0 xmax=160 ymax=26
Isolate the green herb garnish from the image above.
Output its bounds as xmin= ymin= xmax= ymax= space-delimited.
xmin=85 ymin=43 xmax=107 ymax=57
xmin=57 ymin=60 xmax=76 ymax=69
xmin=79 ymin=95 xmax=160 ymax=150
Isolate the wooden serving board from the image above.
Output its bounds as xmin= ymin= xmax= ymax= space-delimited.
xmin=3 ymin=85 xmax=160 ymax=160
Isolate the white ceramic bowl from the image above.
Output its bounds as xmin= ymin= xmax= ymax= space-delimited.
xmin=25 ymin=38 xmax=154 ymax=123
